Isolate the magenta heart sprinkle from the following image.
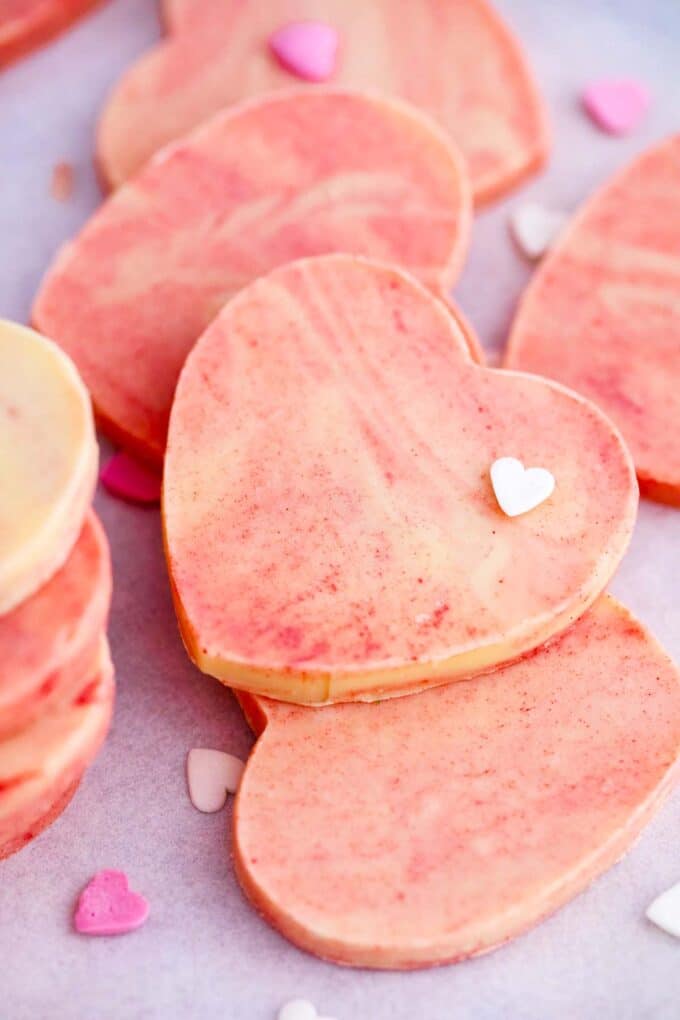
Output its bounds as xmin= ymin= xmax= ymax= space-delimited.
xmin=100 ymin=451 xmax=161 ymax=505
xmin=74 ymin=869 xmax=149 ymax=936
xmin=269 ymin=21 xmax=339 ymax=82
xmin=582 ymin=78 xmax=650 ymax=135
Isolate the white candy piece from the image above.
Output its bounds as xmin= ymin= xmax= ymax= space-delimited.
xmin=186 ymin=748 xmax=245 ymax=813
xmin=510 ymin=202 xmax=568 ymax=260
xmin=279 ymin=1001 xmax=316 ymax=1020
xmin=646 ymin=881 xmax=680 ymax=938
xmin=278 ymin=1000 xmax=337 ymax=1020
xmin=490 ymin=457 xmax=555 ymax=518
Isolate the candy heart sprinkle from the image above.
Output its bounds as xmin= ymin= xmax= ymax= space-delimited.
xmin=74 ymin=870 xmax=149 ymax=936
xmin=278 ymin=1000 xmax=338 ymax=1020
xmin=100 ymin=451 xmax=161 ymax=505
xmin=582 ymin=78 xmax=650 ymax=135
xmin=187 ymin=748 xmax=245 ymax=813
xmin=490 ymin=457 xmax=555 ymax=517
xmin=647 ymin=880 xmax=680 ymax=938
xmin=269 ymin=21 xmax=339 ymax=83
xmin=510 ymin=202 xmax=568 ymax=260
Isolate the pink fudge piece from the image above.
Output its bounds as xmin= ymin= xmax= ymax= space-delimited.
xmin=163 ymin=255 xmax=637 ymax=704
xmin=98 ymin=0 xmax=549 ymax=203
xmin=34 ymin=90 xmax=472 ymax=465
xmin=269 ymin=21 xmax=339 ymax=82
xmin=161 ymin=0 xmax=203 ymax=30
xmin=0 ymin=640 xmax=114 ymax=861
xmin=505 ymin=135 xmax=680 ymax=506
xmin=0 ymin=0 xmax=103 ymax=69
xmin=234 ymin=596 xmax=680 ymax=968
xmin=74 ymin=869 xmax=149 ymax=936
xmin=0 ymin=512 xmax=111 ymax=737
xmin=582 ymin=78 xmax=650 ymax=135
xmin=101 ymin=452 xmax=161 ymax=505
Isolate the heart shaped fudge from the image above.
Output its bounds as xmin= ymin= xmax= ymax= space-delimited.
xmin=0 ymin=512 xmax=111 ymax=737
xmin=0 ymin=638 xmax=114 ymax=860
xmin=97 ymin=0 xmax=548 ymax=202
xmin=0 ymin=0 xmax=102 ymax=69
xmin=34 ymin=89 xmax=473 ymax=465
xmin=163 ymin=255 xmax=637 ymax=704
xmin=505 ymin=136 xmax=680 ymax=506
xmin=0 ymin=321 xmax=98 ymax=614
xmin=233 ymin=597 xmax=680 ymax=967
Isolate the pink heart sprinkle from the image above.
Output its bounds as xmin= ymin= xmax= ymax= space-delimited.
xmin=74 ymin=870 xmax=149 ymax=936
xmin=269 ymin=21 xmax=339 ymax=82
xmin=582 ymin=79 xmax=650 ymax=135
xmin=100 ymin=451 xmax=161 ymax=505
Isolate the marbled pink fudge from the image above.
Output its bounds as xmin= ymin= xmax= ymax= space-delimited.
xmin=234 ymin=597 xmax=680 ymax=967
xmin=164 ymin=255 xmax=637 ymax=704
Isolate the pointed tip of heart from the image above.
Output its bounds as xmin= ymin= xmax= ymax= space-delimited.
xmin=646 ymin=880 xmax=680 ymax=938
xmin=510 ymin=202 xmax=568 ymax=260
xmin=100 ymin=451 xmax=161 ymax=505
xmin=269 ymin=21 xmax=340 ymax=82
xmin=74 ymin=870 xmax=149 ymax=936
xmin=582 ymin=78 xmax=650 ymax=135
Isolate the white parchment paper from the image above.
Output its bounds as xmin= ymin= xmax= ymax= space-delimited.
xmin=0 ymin=2 xmax=679 ymax=1016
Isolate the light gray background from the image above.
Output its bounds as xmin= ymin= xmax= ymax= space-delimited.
xmin=1 ymin=1 xmax=679 ymax=1017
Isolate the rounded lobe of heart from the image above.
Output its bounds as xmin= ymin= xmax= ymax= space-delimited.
xmin=0 ymin=512 xmax=111 ymax=738
xmin=436 ymin=293 xmax=486 ymax=365
xmin=0 ymin=637 xmax=114 ymax=861
xmin=233 ymin=596 xmax=680 ymax=968
xmin=163 ymin=255 xmax=638 ymax=704
xmin=0 ymin=0 xmax=104 ymax=69
xmin=0 ymin=321 xmax=98 ymax=615
xmin=34 ymin=89 xmax=471 ymax=465
xmin=505 ymin=135 xmax=680 ymax=506
xmin=97 ymin=0 xmax=549 ymax=203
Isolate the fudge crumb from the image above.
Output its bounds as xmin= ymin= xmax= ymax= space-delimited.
xmin=51 ymin=162 xmax=74 ymax=202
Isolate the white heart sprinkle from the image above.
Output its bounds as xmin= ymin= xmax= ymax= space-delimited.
xmin=490 ymin=457 xmax=555 ymax=518
xmin=646 ymin=881 xmax=680 ymax=938
xmin=510 ymin=202 xmax=567 ymax=260
xmin=186 ymin=748 xmax=245 ymax=813
xmin=279 ymin=1002 xmax=316 ymax=1020
xmin=278 ymin=1000 xmax=338 ymax=1020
